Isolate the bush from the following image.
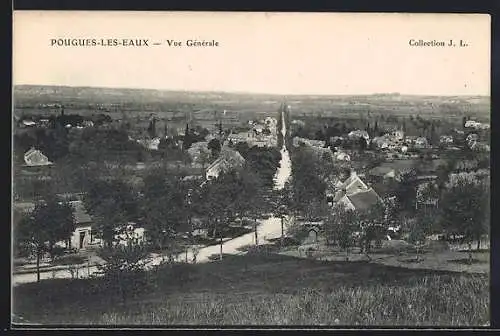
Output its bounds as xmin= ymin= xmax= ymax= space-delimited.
xmin=52 ymin=255 xmax=86 ymax=266
xmin=285 ymin=220 xmax=309 ymax=243
xmin=96 ymin=241 xmax=152 ymax=302
xmin=423 ymin=240 xmax=450 ymax=253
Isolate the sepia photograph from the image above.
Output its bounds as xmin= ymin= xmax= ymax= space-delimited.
xmin=12 ymin=11 xmax=490 ymax=327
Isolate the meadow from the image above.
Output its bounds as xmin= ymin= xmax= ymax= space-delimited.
xmin=13 ymin=253 xmax=489 ymax=326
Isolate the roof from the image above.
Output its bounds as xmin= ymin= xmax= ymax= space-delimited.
xmin=368 ymin=166 xmax=395 ymax=177
xmin=70 ymin=201 xmax=93 ymax=225
xmin=13 ymin=200 xmax=92 ymax=225
xmin=24 ymin=148 xmax=52 ymax=167
xmin=347 ymin=188 xmax=381 ymax=211
xmin=339 ymin=173 xmax=368 ymax=192
xmin=206 ymin=147 xmax=245 ymax=175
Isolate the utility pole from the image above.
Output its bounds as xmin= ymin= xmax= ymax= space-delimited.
xmin=254 ymin=219 xmax=258 ymax=246
xmin=281 ymin=215 xmax=284 ymax=247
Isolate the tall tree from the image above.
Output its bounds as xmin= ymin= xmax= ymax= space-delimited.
xmin=141 ymin=172 xmax=189 ymax=250
xmin=207 ymin=138 xmax=222 ymax=158
xmin=358 ymin=202 xmax=386 ymax=258
xmin=324 ymin=205 xmax=358 ymax=261
xmin=83 ymin=179 xmax=139 ymax=247
xmin=290 ymin=148 xmax=328 ymax=214
xmin=15 ymin=197 xmax=76 ymax=282
xmin=394 ymin=168 xmax=418 ymax=214
xmin=440 ymin=178 xmax=489 ymax=263
xmin=183 ymin=124 xmax=193 ymax=150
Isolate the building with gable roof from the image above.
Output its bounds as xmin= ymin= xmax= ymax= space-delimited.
xmin=326 ymin=171 xmax=382 ymax=212
xmin=205 ymin=145 xmax=246 ymax=180
xmin=23 ymin=148 xmax=52 ymax=167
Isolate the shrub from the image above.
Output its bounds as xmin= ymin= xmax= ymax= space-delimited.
xmin=96 ymin=241 xmax=152 ymax=302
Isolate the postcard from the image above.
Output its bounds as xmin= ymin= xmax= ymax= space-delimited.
xmin=12 ymin=11 xmax=490 ymax=327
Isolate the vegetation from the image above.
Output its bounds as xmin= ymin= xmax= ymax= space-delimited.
xmin=439 ymin=177 xmax=489 ymax=262
xmin=14 ymin=196 xmax=76 ymax=282
xmin=83 ymin=179 xmax=138 ymax=247
xmin=324 ymin=205 xmax=357 ymax=260
xmin=13 ymin=254 xmax=489 ymax=326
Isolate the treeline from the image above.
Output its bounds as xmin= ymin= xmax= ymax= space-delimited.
xmin=13 ymin=161 xmax=270 ymax=280
xmin=286 ymin=146 xmax=490 ymax=261
xmin=290 ymin=113 xmax=487 ymax=145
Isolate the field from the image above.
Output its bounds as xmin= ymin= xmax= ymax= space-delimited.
xmin=13 ymin=252 xmax=489 ymax=326
xmin=14 ymin=86 xmax=491 ymax=130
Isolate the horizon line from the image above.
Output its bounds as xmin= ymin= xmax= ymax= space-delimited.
xmin=13 ymin=83 xmax=491 ymax=98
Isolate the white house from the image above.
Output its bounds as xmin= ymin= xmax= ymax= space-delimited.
xmin=24 ymin=148 xmax=52 ymax=167
xmin=335 ymin=152 xmax=351 ymax=161
xmin=348 ymin=130 xmax=370 ymax=141
xmin=414 ymin=137 xmax=429 ymax=149
xmin=439 ymin=135 xmax=454 ymax=145
xmin=66 ymin=200 xmax=100 ymax=250
xmin=205 ymin=146 xmax=246 ymax=180
xmin=137 ymin=137 xmax=161 ymax=150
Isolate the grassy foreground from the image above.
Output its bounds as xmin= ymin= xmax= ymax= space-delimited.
xmin=13 ymin=254 xmax=489 ymax=326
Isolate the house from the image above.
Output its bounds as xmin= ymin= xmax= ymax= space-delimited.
xmin=335 ymin=152 xmax=351 ymax=161
xmin=21 ymin=120 xmax=36 ymax=127
xmin=466 ymin=133 xmax=479 ymax=143
xmin=339 ymin=188 xmax=382 ymax=212
xmin=13 ymin=199 xmax=100 ymax=251
xmin=292 ymin=137 xmax=326 ymax=148
xmin=187 ymin=141 xmax=212 ymax=167
xmin=82 ymin=120 xmax=94 ymax=128
xmin=348 ymin=130 xmax=370 ymax=141
xmin=414 ymin=137 xmax=429 ymax=149
xmin=205 ymin=146 xmax=246 ymax=180
xmin=388 ymin=130 xmax=405 ymax=142
xmin=368 ymin=166 xmax=396 ymax=180
xmin=439 ymin=135 xmax=454 ymax=145
xmin=465 ymin=120 xmax=490 ymax=130
xmin=470 ymin=142 xmax=490 ymax=153
xmin=114 ymin=224 xmax=146 ymax=246
xmin=24 ymin=148 xmax=52 ymax=167
xmin=371 ymin=137 xmax=390 ymax=149
xmin=264 ymin=117 xmax=278 ymax=128
xmin=327 ymin=171 xmax=382 ymax=211
xmin=66 ymin=200 xmax=100 ymax=250
xmin=137 ymin=137 xmax=161 ymax=150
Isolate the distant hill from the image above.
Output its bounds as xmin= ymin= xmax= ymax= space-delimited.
xmin=13 ymin=85 xmax=490 ymax=122
xmin=14 ymin=85 xmax=490 ymax=103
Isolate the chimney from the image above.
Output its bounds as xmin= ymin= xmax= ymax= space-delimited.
xmin=350 ymin=170 xmax=357 ymax=178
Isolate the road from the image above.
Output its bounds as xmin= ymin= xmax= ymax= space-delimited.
xmin=12 ymin=107 xmax=292 ymax=286
xmin=147 ymin=105 xmax=292 ymax=267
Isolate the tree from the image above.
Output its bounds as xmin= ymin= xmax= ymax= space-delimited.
xmin=440 ymin=178 xmax=489 ymax=263
xmin=141 ymin=171 xmax=189 ymax=251
xmin=83 ymin=179 xmax=139 ymax=247
xmin=207 ymin=138 xmax=222 ymax=158
xmin=290 ymin=148 xmax=328 ymax=214
xmin=15 ymin=197 xmax=76 ymax=282
xmin=358 ymin=137 xmax=367 ymax=151
xmin=358 ymin=202 xmax=386 ymax=259
xmin=183 ymin=124 xmax=193 ymax=150
xmin=245 ymin=147 xmax=281 ymax=187
xmin=194 ymin=168 xmax=261 ymax=259
xmin=96 ymin=230 xmax=152 ymax=304
xmin=394 ymin=168 xmax=418 ymax=214
xmin=408 ymin=210 xmax=433 ymax=262
xmin=324 ymin=205 xmax=357 ymax=261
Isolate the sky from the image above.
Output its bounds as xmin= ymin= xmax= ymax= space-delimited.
xmin=13 ymin=11 xmax=490 ymax=96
